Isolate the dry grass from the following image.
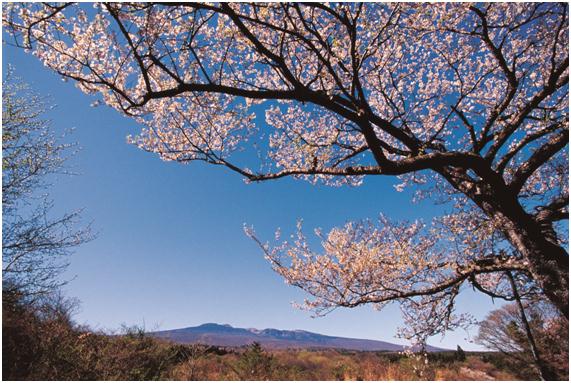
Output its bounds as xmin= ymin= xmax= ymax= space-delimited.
xmin=165 ymin=348 xmax=521 ymax=381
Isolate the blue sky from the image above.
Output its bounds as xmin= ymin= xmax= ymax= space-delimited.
xmin=2 ymin=41 xmax=503 ymax=351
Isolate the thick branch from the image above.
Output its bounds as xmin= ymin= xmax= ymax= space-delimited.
xmin=535 ymin=194 xmax=569 ymax=223
xmin=242 ymin=151 xmax=501 ymax=184
xmin=509 ymin=129 xmax=569 ymax=193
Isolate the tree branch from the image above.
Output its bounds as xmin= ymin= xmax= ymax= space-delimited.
xmin=509 ymin=129 xmax=569 ymax=193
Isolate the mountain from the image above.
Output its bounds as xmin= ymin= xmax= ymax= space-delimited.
xmin=149 ymin=323 xmax=445 ymax=352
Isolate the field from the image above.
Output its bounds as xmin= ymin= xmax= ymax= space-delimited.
xmin=164 ymin=345 xmax=521 ymax=381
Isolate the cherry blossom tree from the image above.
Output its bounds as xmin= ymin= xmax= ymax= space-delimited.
xmin=4 ymin=3 xmax=568 ymax=338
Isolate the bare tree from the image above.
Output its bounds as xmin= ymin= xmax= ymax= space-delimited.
xmin=476 ymin=300 xmax=568 ymax=380
xmin=2 ymin=69 xmax=92 ymax=299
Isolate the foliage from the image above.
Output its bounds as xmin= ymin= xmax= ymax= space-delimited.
xmin=3 ymin=2 xmax=568 ymax=343
xmin=455 ymin=345 xmax=466 ymax=362
xmin=169 ymin=347 xmax=520 ymax=381
xmin=2 ymin=69 xmax=92 ymax=298
xmin=3 ymin=290 xmax=198 ymax=380
xmin=476 ymin=301 xmax=569 ymax=380
xmin=232 ymin=342 xmax=275 ymax=380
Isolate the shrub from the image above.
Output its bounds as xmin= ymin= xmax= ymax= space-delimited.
xmin=3 ymin=289 xmax=181 ymax=380
xmin=232 ymin=342 xmax=275 ymax=380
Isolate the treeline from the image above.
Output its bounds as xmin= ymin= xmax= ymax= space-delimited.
xmin=5 ymin=285 xmax=570 ymax=380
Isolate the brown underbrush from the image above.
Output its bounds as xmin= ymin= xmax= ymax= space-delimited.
xmin=1 ymin=291 xmax=550 ymax=381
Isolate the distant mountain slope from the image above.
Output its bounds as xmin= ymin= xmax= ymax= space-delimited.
xmin=149 ymin=323 xmax=445 ymax=352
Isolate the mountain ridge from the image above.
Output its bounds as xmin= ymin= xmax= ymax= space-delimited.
xmin=149 ymin=323 xmax=445 ymax=352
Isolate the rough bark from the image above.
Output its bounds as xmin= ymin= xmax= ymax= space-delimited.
xmin=437 ymin=166 xmax=569 ymax=318
xmin=475 ymin=186 xmax=568 ymax=318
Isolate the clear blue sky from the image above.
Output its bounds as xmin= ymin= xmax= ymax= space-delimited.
xmin=3 ymin=41 xmax=503 ymax=351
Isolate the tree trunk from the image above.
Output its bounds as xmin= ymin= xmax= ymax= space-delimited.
xmin=507 ymin=271 xmax=558 ymax=381
xmin=480 ymin=192 xmax=569 ymax=319
xmin=504 ymin=222 xmax=569 ymax=319
xmin=440 ymin=167 xmax=569 ymax=318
